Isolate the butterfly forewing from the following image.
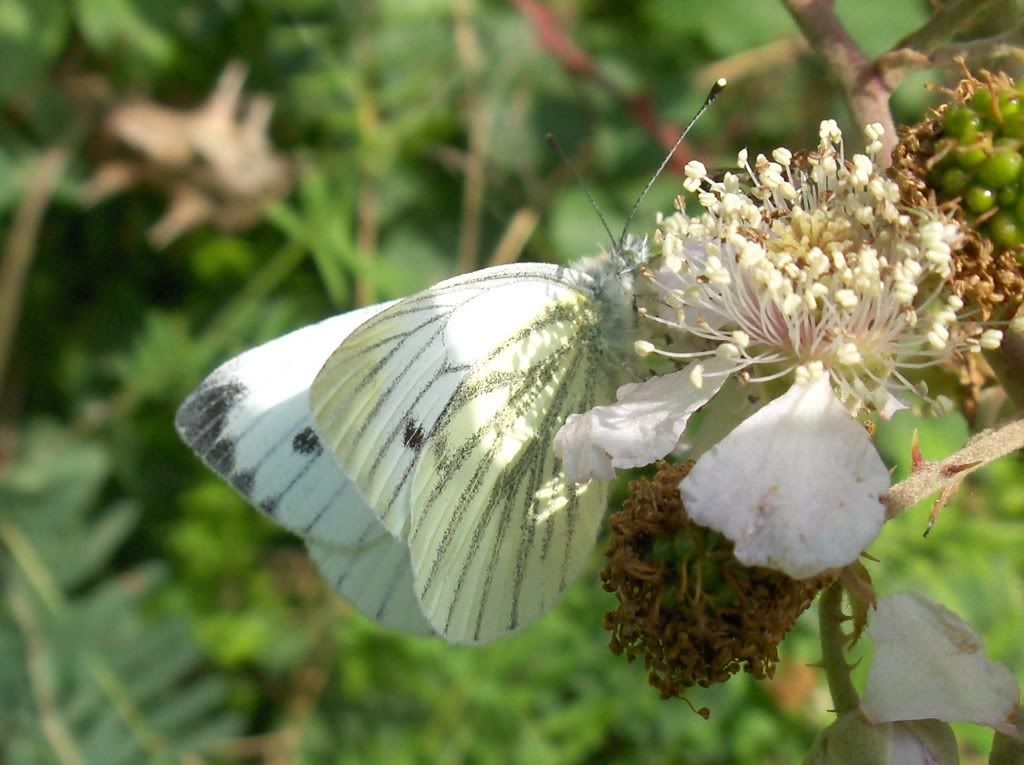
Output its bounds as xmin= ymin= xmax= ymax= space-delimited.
xmin=175 ymin=305 xmax=433 ymax=636
xmin=409 ymin=297 xmax=612 ymax=643
xmin=310 ymin=264 xmax=617 ymax=643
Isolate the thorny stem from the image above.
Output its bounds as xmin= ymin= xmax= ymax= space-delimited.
xmin=781 ymin=0 xmax=897 ymax=162
xmin=883 ymin=416 xmax=1024 ymax=519
xmin=888 ymin=0 xmax=1004 ymax=57
xmin=817 ymin=581 xmax=860 ymax=715
xmin=990 ymin=730 xmax=1024 ymax=764
xmin=879 ymin=6 xmax=1024 ymax=85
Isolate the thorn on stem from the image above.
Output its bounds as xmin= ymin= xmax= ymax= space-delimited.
xmin=910 ymin=429 xmax=926 ymax=472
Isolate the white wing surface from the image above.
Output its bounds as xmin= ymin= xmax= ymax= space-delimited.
xmin=175 ymin=304 xmax=433 ymax=636
xmin=310 ymin=264 xmax=617 ymax=643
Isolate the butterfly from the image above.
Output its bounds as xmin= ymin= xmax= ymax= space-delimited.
xmin=176 ymin=247 xmax=646 ymax=644
xmin=176 ymin=80 xmax=726 ymax=644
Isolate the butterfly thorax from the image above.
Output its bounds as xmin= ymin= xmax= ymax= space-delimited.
xmin=570 ymin=234 xmax=649 ymax=380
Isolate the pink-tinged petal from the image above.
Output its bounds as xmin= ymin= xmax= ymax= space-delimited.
xmin=888 ymin=721 xmax=959 ymax=765
xmin=862 ymin=593 xmax=1021 ymax=735
xmin=553 ymin=359 xmax=729 ymax=483
xmin=679 ymin=375 xmax=889 ymax=578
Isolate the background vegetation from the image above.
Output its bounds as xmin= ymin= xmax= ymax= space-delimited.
xmin=1 ymin=1 xmax=1021 ymax=763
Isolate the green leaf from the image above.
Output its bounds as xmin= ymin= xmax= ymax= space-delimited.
xmin=73 ymin=0 xmax=176 ymax=66
xmin=0 ymin=0 xmax=69 ymax=101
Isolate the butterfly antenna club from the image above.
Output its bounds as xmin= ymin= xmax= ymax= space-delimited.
xmin=617 ymin=77 xmax=727 ymax=249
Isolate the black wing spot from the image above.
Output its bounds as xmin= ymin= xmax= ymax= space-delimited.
xmin=292 ymin=426 xmax=323 ymax=456
xmin=260 ymin=496 xmax=279 ymax=516
xmin=403 ymin=419 xmax=426 ymax=452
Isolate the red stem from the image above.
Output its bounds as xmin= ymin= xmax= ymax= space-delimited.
xmin=510 ymin=0 xmax=699 ymax=170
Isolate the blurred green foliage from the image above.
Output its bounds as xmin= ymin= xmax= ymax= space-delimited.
xmin=1 ymin=0 xmax=1021 ymax=762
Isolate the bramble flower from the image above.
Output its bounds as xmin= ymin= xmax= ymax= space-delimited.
xmin=555 ymin=120 xmax=1023 ymax=579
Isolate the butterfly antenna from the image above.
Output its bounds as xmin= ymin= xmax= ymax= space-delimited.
xmin=616 ymin=77 xmax=727 ymax=248
xmin=545 ymin=133 xmax=618 ymax=255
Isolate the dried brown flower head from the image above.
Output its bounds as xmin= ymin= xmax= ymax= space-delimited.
xmin=602 ymin=462 xmax=830 ymax=704
xmin=83 ymin=62 xmax=294 ymax=249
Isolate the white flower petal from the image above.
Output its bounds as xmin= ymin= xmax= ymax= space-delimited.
xmin=553 ymin=360 xmax=730 ymax=483
xmin=553 ymin=412 xmax=617 ymax=484
xmin=679 ymin=375 xmax=889 ymax=578
xmin=861 ymin=592 xmax=1021 ymax=734
xmin=676 ymin=376 xmax=765 ymax=460
xmin=877 ymin=390 xmax=909 ymax=421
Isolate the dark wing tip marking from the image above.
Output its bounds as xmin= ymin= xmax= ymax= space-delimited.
xmin=176 ymin=381 xmax=249 ymax=478
xmin=292 ymin=426 xmax=323 ymax=456
xmin=206 ymin=438 xmax=236 ymax=475
xmin=402 ymin=419 xmax=426 ymax=452
xmin=175 ymin=381 xmax=248 ymax=442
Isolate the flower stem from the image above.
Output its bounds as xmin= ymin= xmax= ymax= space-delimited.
xmin=781 ymin=0 xmax=896 ymax=162
xmin=818 ymin=582 xmax=860 ymax=714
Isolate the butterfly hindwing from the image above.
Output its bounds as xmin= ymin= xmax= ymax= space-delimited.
xmin=310 ymin=264 xmax=617 ymax=643
xmin=175 ymin=304 xmax=433 ymax=636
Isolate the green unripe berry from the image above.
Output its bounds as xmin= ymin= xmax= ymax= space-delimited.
xmin=966 ymin=185 xmax=996 ymax=213
xmin=999 ymin=90 xmax=1023 ymax=120
xmin=1000 ymin=184 xmax=1020 ymax=206
xmin=1005 ymin=113 xmax=1024 ymax=140
xmin=1015 ymin=195 xmax=1024 ymax=224
xmin=943 ymin=107 xmax=982 ymax=142
xmin=955 ymin=145 xmax=988 ymax=169
xmin=972 ymin=89 xmax=995 ymax=115
xmin=989 ymin=212 xmax=1024 ymax=247
xmin=940 ymin=167 xmax=971 ymax=196
xmin=978 ymin=150 xmax=1024 ymax=188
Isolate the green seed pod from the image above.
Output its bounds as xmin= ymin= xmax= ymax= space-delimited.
xmin=999 ymin=183 xmax=1020 ymax=206
xmin=971 ymin=89 xmax=995 ymax=115
xmin=998 ymin=90 xmax=1022 ymax=120
xmin=1004 ymin=113 xmax=1024 ymax=140
xmin=966 ymin=185 xmax=996 ymax=213
xmin=989 ymin=212 xmax=1024 ymax=247
xmin=943 ymin=106 xmax=982 ymax=142
xmin=940 ymin=167 xmax=971 ymax=196
xmin=978 ymin=150 xmax=1023 ymax=188
xmin=955 ymin=145 xmax=988 ymax=169
xmin=1014 ymin=195 xmax=1024 ymax=225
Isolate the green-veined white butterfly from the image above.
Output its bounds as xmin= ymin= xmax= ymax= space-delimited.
xmin=176 ymin=247 xmax=643 ymax=644
xmin=176 ymin=79 xmax=726 ymax=644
